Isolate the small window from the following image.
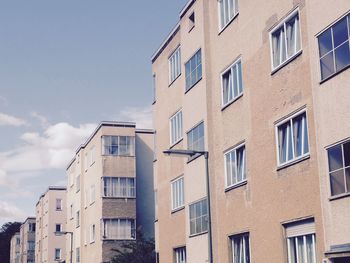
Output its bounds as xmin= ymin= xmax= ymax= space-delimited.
xmin=76 ymin=210 xmax=80 ymax=228
xmin=222 ymin=58 xmax=243 ymax=107
xmin=218 ymin=0 xmax=239 ymax=30
xmin=70 ymin=204 xmax=74 ymax=219
xmin=276 ymin=110 xmax=309 ymax=166
xmin=76 ymin=247 xmax=80 ymax=263
xmin=153 ymin=74 xmax=156 ymax=103
xmin=225 ymin=144 xmax=246 ymax=188
xmin=55 ymin=248 xmax=61 ymax=260
xmin=189 ymin=199 xmax=208 ymax=235
xmin=169 ymin=47 xmax=181 ymax=84
xmin=170 ymin=110 xmax=183 ymax=146
xmin=174 ymin=247 xmax=186 ymax=263
xmin=55 ymin=224 xmax=62 ymax=233
xmin=270 ymin=10 xmax=301 ymax=71
xmin=55 ymin=199 xmax=62 ymax=211
xmin=154 ymin=190 xmax=158 ymax=220
xmin=187 ymin=122 xmax=204 ymax=152
xmin=185 ymin=49 xmax=202 ymax=91
xmin=90 ymin=224 xmax=95 ymax=243
xmin=189 ymin=12 xmax=195 ymax=31
xmin=318 ymin=14 xmax=350 ymax=81
xmin=171 ymin=176 xmax=185 ymax=211
xmin=76 ymin=174 xmax=81 ymax=192
xmin=90 ymin=184 xmax=95 ymax=204
xmin=28 ymin=223 xmax=36 ymax=232
xmin=230 ymin=233 xmax=250 ymax=263
xmin=89 ymin=146 xmax=95 ymax=166
xmin=327 ymin=140 xmax=350 ymax=196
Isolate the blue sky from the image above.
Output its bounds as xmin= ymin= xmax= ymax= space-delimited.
xmin=0 ymin=0 xmax=188 ymax=225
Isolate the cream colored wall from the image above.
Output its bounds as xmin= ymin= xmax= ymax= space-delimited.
xmin=19 ymin=218 xmax=35 ymax=263
xmin=10 ymin=233 xmax=20 ymax=263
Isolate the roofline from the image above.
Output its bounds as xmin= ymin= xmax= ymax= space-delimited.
xmin=136 ymin=128 xmax=155 ymax=134
xmin=179 ymin=0 xmax=196 ymax=18
xmin=36 ymin=186 xmax=67 ymax=206
xmin=22 ymin=217 xmax=36 ymax=226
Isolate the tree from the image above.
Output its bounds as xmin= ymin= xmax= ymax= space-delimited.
xmin=110 ymin=231 xmax=156 ymax=263
xmin=0 ymin=222 xmax=22 ymax=263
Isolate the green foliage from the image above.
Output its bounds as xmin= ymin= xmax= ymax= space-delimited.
xmin=0 ymin=222 xmax=22 ymax=263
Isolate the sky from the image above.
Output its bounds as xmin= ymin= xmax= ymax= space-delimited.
xmin=0 ymin=0 xmax=188 ymax=225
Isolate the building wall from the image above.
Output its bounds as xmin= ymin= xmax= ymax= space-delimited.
xmin=19 ymin=218 xmax=36 ymax=263
xmin=10 ymin=233 xmax=20 ymax=263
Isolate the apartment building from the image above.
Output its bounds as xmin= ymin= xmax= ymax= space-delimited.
xmin=65 ymin=121 xmax=154 ymax=263
xmin=151 ymin=0 xmax=350 ymax=263
xmin=19 ymin=217 xmax=36 ymax=263
xmin=10 ymin=232 xmax=21 ymax=263
xmin=35 ymin=186 xmax=66 ymax=263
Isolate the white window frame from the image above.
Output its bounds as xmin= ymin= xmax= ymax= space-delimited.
xmin=218 ymin=0 xmax=239 ymax=31
xmin=269 ymin=8 xmax=302 ymax=72
xmin=187 ymin=121 xmax=205 ymax=152
xmin=171 ymin=176 xmax=185 ymax=211
xmin=221 ymin=57 xmax=243 ymax=107
xmin=102 ymin=218 xmax=136 ymax=240
xmin=90 ymin=224 xmax=95 ymax=243
xmin=55 ymin=198 xmax=62 ymax=211
xmin=185 ymin=49 xmax=202 ymax=91
xmin=102 ymin=135 xmax=135 ymax=156
xmin=189 ymin=198 xmax=208 ymax=236
xmin=169 ymin=46 xmax=181 ymax=84
xmin=224 ymin=143 xmax=246 ymax=189
xmin=174 ymin=247 xmax=186 ymax=263
xmin=102 ymin=177 xmax=136 ymax=198
xmin=230 ymin=233 xmax=250 ymax=263
xmin=54 ymin=248 xmax=61 ymax=260
xmin=275 ymin=108 xmax=310 ymax=167
xmin=169 ymin=110 xmax=183 ymax=146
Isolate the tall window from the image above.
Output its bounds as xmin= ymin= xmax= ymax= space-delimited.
xmin=222 ymin=58 xmax=243 ymax=107
xmin=153 ymin=74 xmax=156 ymax=103
xmin=103 ymin=177 xmax=136 ymax=198
xmin=28 ymin=241 xmax=35 ymax=251
xmin=189 ymin=199 xmax=208 ymax=235
xmin=55 ymin=248 xmax=61 ymax=260
xmin=169 ymin=47 xmax=181 ymax=83
xmin=271 ymin=10 xmax=301 ymax=70
xmin=102 ymin=136 xmax=135 ymax=156
xmin=187 ymin=122 xmax=204 ymax=151
xmin=318 ymin=14 xmax=350 ymax=80
xmin=285 ymin=220 xmax=316 ymax=263
xmin=28 ymin=223 xmax=36 ymax=232
xmin=185 ymin=49 xmax=202 ymax=90
xmin=218 ymin=0 xmax=239 ymax=30
xmin=90 ymin=184 xmax=95 ymax=204
xmin=55 ymin=224 xmax=62 ymax=233
xmin=76 ymin=174 xmax=80 ymax=192
xmin=174 ymin=247 xmax=186 ymax=263
xmin=70 ymin=204 xmax=73 ymax=219
xmin=89 ymin=146 xmax=95 ymax=166
xmin=56 ymin=198 xmax=62 ymax=211
xmin=230 ymin=233 xmax=250 ymax=263
xmin=171 ymin=176 xmax=184 ymax=211
xmin=76 ymin=210 xmax=80 ymax=228
xmin=276 ymin=110 xmax=309 ymax=166
xmin=170 ymin=110 xmax=183 ymax=146
xmin=225 ymin=144 xmax=246 ymax=188
xmin=76 ymin=247 xmax=80 ymax=263
xmin=103 ymin=219 xmax=136 ymax=240
xmin=327 ymin=140 xmax=350 ymax=196
xmin=90 ymin=224 xmax=95 ymax=243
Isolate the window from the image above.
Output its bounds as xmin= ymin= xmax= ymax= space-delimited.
xmin=327 ymin=140 xmax=350 ymax=196
xmin=189 ymin=199 xmax=208 ymax=235
xmin=84 ymin=153 xmax=88 ymax=171
xmin=185 ymin=49 xmax=202 ymax=90
xmin=285 ymin=220 xmax=316 ymax=263
xmin=28 ymin=241 xmax=35 ymax=251
xmin=170 ymin=110 xmax=183 ymax=146
xmin=187 ymin=122 xmax=204 ymax=151
xmin=276 ymin=110 xmax=309 ymax=166
xmin=90 ymin=224 xmax=95 ymax=243
xmin=55 ymin=224 xmax=62 ymax=233
xmin=189 ymin=12 xmax=195 ymax=31
xmin=230 ymin=233 xmax=250 ymax=263
xmin=103 ymin=219 xmax=136 ymax=240
xmin=76 ymin=174 xmax=80 ymax=192
xmin=55 ymin=248 xmax=61 ymax=260
xmin=222 ymin=58 xmax=243 ymax=107
xmin=85 ymin=189 xmax=89 ymax=208
xmin=318 ymin=14 xmax=350 ymax=80
xmin=70 ymin=204 xmax=74 ymax=219
xmin=76 ymin=210 xmax=80 ymax=228
xmin=171 ymin=176 xmax=184 ymax=211
xmin=154 ymin=131 xmax=157 ymax=160
xmin=154 ymin=190 xmax=158 ymax=220
xmin=16 ymin=237 xmax=20 ymax=245
xmin=89 ymin=146 xmax=95 ymax=166
xmin=174 ymin=247 xmax=186 ymax=263
xmin=169 ymin=46 xmax=181 ymax=83
xmin=28 ymin=223 xmax=36 ymax=232
xmin=225 ymin=144 xmax=246 ymax=188
xmin=218 ymin=0 xmax=239 ymax=30
xmin=76 ymin=247 xmax=80 ymax=263
xmin=153 ymin=74 xmax=156 ymax=103
xmin=102 ymin=136 xmax=135 ymax=156
xmin=270 ymin=10 xmax=301 ymax=70
xmin=89 ymin=184 xmax=95 ymax=204
xmin=56 ymin=198 xmax=62 ymax=211
xmin=103 ymin=177 xmax=136 ymax=198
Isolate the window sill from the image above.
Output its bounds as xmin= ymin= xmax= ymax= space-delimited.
xmin=90 ymin=161 xmax=95 ymax=167
xmin=153 ymin=158 xmax=157 ymax=163
xmin=276 ymin=154 xmax=310 ymax=171
xmin=185 ymin=77 xmax=202 ymax=94
xmin=154 ymin=219 xmax=158 ymax=223
xmin=168 ymin=74 xmax=181 ymax=87
xmin=101 ymin=154 xmax=135 ymax=158
xmin=102 ymin=196 xmax=136 ymax=200
xmin=218 ymin=13 xmax=239 ymax=35
xmin=188 ymin=24 xmax=195 ymax=33
xmin=90 ymin=240 xmax=95 ymax=244
xmin=225 ymin=180 xmax=247 ymax=193
xmin=271 ymin=50 xmax=303 ymax=76
xmin=170 ymin=138 xmax=183 ymax=149
xmin=221 ymin=93 xmax=243 ymax=111
xmin=171 ymin=206 xmax=185 ymax=214
xmin=319 ymin=63 xmax=350 ymax=84
xmin=189 ymin=230 xmax=208 ymax=238
xmin=329 ymin=192 xmax=350 ymax=201
xmin=103 ymin=238 xmax=136 ymax=241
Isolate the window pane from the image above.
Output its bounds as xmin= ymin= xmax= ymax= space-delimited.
xmin=293 ymin=115 xmax=303 ymax=157
xmin=328 ymin=144 xmax=343 ymax=172
xmin=306 ymin=235 xmax=315 ymax=263
xmin=344 ymin=142 xmax=350 ymax=167
xmin=318 ymin=29 xmax=333 ymax=57
xmin=237 ymin=61 xmax=243 ymax=94
xmin=320 ymin=51 xmax=335 ymax=80
xmin=297 ymin=236 xmax=305 ymax=263
xmin=286 ymin=14 xmax=300 ymax=57
xmin=237 ymin=146 xmax=245 ymax=182
xmin=303 ymin=116 xmax=309 ymax=154
xmin=334 ymin=41 xmax=350 ymax=72
xmin=330 ymin=170 xmax=346 ymax=195
xmin=333 ymin=18 xmax=349 ymax=47
xmin=345 ymin=167 xmax=350 ymax=193
xmin=231 ymin=151 xmax=237 ymax=185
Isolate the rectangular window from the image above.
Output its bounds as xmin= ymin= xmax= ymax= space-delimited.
xmin=154 ymin=190 xmax=158 ymax=220
xmin=76 ymin=210 xmax=80 ymax=228
xmin=327 ymin=140 xmax=350 ymax=196
xmin=102 ymin=136 xmax=135 ymax=156
xmin=89 ymin=146 xmax=95 ymax=166
xmin=55 ymin=248 xmax=61 ymax=260
xmin=285 ymin=220 xmax=316 ymax=263
xmin=70 ymin=204 xmax=74 ymax=219
xmin=153 ymin=74 xmax=156 ymax=103
xmin=174 ymin=247 xmax=186 ymax=263
xmin=55 ymin=224 xmax=62 ymax=233
xmin=169 ymin=46 xmax=181 ymax=83
xmin=222 ymin=58 xmax=243 ymax=107
xmin=276 ymin=110 xmax=309 ymax=166
xmin=318 ymin=14 xmax=350 ymax=80
xmin=90 ymin=184 xmax=95 ymax=204
xmin=90 ymin=224 xmax=95 ymax=243
xmin=270 ymin=10 xmax=301 ymax=70
xmin=189 ymin=12 xmax=195 ymax=31
xmin=230 ymin=233 xmax=250 ymax=263
xmin=225 ymin=144 xmax=246 ymax=188
xmin=185 ymin=49 xmax=202 ymax=90
xmin=189 ymin=199 xmax=208 ymax=235
xmin=84 ymin=153 xmax=88 ymax=171
xmin=103 ymin=219 xmax=136 ymax=240
xmin=76 ymin=174 xmax=80 ymax=192
xmin=187 ymin=122 xmax=204 ymax=151
xmin=219 ymin=0 xmax=239 ymax=30
xmin=171 ymin=176 xmax=185 ymax=211
xmin=56 ymin=198 xmax=62 ymax=211
xmin=28 ymin=241 xmax=35 ymax=251
xmin=76 ymin=247 xmax=80 ymax=263
xmin=170 ymin=110 xmax=183 ymax=146
xmin=28 ymin=223 xmax=36 ymax=232
xmin=103 ymin=177 xmax=136 ymax=198
xmin=154 ymin=131 xmax=157 ymax=160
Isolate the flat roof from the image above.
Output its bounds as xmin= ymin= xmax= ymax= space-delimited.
xmin=36 ymin=186 xmax=67 ymax=206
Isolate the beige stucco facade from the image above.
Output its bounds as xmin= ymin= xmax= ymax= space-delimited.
xmin=10 ymin=232 xmax=21 ymax=263
xmin=65 ymin=121 xmax=154 ymax=263
xmin=19 ymin=217 xmax=36 ymax=263
xmin=35 ymin=186 xmax=66 ymax=263
xmin=152 ymin=0 xmax=350 ymax=262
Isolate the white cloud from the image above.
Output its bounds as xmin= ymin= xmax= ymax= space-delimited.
xmin=0 ymin=112 xmax=27 ymax=127
xmin=0 ymin=201 xmax=26 ymax=221
xmin=116 ymin=106 xmax=153 ymax=129
xmin=30 ymin=111 xmax=49 ymax=128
